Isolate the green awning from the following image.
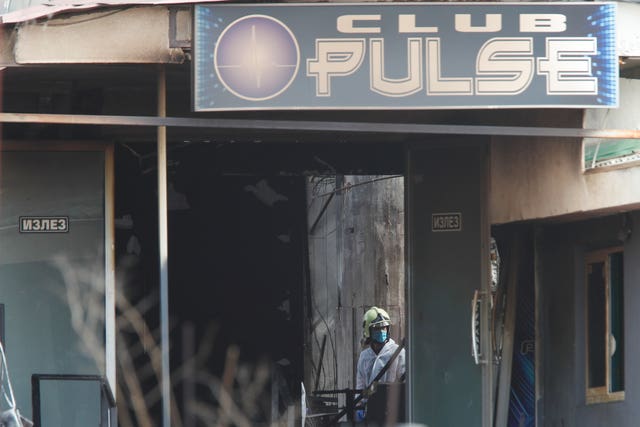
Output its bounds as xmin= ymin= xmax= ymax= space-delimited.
xmin=585 ymin=139 xmax=640 ymax=168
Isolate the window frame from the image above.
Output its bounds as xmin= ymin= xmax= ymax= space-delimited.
xmin=585 ymin=246 xmax=625 ymax=405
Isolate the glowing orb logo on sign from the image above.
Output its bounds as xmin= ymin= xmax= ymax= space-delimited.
xmin=214 ymin=15 xmax=300 ymax=101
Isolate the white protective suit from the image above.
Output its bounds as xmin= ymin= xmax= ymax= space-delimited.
xmin=356 ymin=338 xmax=406 ymax=392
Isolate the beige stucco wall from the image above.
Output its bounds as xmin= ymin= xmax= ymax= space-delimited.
xmin=617 ymin=1 xmax=640 ymax=57
xmin=490 ymin=78 xmax=640 ymax=225
xmin=13 ymin=6 xmax=185 ymax=64
xmin=490 ymin=137 xmax=640 ymax=225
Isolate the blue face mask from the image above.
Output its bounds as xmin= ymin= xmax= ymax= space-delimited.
xmin=372 ymin=329 xmax=388 ymax=344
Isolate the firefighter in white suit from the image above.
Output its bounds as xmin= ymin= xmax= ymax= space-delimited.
xmin=355 ymin=306 xmax=405 ymax=422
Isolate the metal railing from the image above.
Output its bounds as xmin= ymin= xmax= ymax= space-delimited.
xmin=31 ymin=374 xmax=116 ymax=427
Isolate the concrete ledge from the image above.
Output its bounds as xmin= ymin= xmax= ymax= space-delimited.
xmin=14 ymin=6 xmax=185 ymax=64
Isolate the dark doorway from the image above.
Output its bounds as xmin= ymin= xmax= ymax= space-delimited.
xmin=113 ymin=139 xmax=405 ymax=425
xmin=114 ymin=142 xmax=309 ymax=425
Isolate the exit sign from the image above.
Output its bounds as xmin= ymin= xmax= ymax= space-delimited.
xmin=432 ymin=213 xmax=462 ymax=232
xmin=19 ymin=216 xmax=69 ymax=233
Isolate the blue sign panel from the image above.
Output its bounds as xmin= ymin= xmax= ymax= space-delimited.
xmin=194 ymin=3 xmax=617 ymax=111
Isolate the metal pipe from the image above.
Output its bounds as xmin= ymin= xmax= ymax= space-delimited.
xmin=1 ymin=111 xmax=640 ymax=139
xmin=591 ymin=142 xmax=602 ymax=169
xmin=105 ymin=145 xmax=117 ymax=400
xmin=157 ymin=65 xmax=171 ymax=427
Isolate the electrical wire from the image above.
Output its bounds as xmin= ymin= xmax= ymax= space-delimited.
xmin=0 ymin=341 xmax=16 ymax=410
xmin=41 ymin=7 xmax=131 ymax=26
xmin=313 ymin=175 xmax=403 ymax=199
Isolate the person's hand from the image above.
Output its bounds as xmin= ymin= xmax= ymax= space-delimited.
xmin=364 ymin=381 xmax=377 ymax=397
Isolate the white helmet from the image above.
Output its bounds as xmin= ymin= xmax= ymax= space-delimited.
xmin=362 ymin=306 xmax=391 ymax=339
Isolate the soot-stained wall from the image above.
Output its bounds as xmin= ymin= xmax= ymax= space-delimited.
xmin=538 ymin=211 xmax=640 ymax=427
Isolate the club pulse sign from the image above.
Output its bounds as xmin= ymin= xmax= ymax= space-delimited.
xmin=193 ymin=3 xmax=617 ymax=111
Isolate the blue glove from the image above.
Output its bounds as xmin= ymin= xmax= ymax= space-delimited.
xmin=355 ymin=409 xmax=366 ymax=422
